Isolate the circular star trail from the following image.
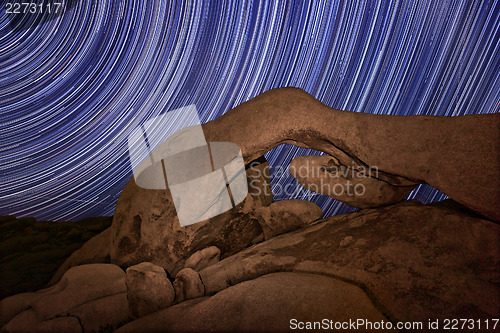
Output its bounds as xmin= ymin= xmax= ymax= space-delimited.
xmin=1 ymin=0 xmax=499 ymax=221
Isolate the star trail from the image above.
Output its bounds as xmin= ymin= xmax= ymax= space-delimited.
xmin=1 ymin=0 xmax=499 ymax=221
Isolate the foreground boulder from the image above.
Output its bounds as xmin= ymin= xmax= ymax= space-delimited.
xmin=183 ymin=246 xmax=221 ymax=272
xmin=196 ymin=200 xmax=499 ymax=323
xmin=49 ymin=158 xmax=273 ymax=285
xmin=1 ymin=264 xmax=129 ymax=332
xmin=125 ymin=262 xmax=175 ymax=318
xmin=255 ymin=199 xmax=322 ymax=240
xmin=116 ymin=272 xmax=391 ymax=332
xmin=173 ymin=268 xmax=205 ymax=304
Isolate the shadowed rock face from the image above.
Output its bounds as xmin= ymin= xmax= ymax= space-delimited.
xmin=196 ymin=200 xmax=499 ymax=323
xmin=0 ymin=264 xmax=130 ymax=332
xmin=116 ymin=272 xmax=392 ymax=333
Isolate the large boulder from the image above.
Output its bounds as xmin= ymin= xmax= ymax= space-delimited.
xmin=196 ymin=200 xmax=499 ymax=323
xmin=116 ymin=272 xmax=391 ymax=333
xmin=49 ymin=157 xmax=273 ymax=284
xmin=173 ymin=268 xmax=205 ymax=304
xmin=255 ymin=199 xmax=322 ymax=240
xmin=1 ymin=264 xmax=130 ymax=332
xmin=183 ymin=246 xmax=221 ymax=272
xmin=125 ymin=262 xmax=175 ymax=318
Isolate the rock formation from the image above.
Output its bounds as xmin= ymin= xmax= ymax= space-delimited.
xmin=202 ymin=87 xmax=499 ymax=221
xmin=0 ymin=264 xmax=130 ymax=332
xmin=125 ymin=262 xmax=175 ymax=318
xmin=2 ymin=88 xmax=498 ymax=332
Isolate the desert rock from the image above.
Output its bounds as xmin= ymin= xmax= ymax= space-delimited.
xmin=116 ymin=272 xmax=392 ymax=333
xmin=183 ymin=246 xmax=221 ymax=272
xmin=255 ymin=199 xmax=322 ymax=240
xmin=173 ymin=268 xmax=205 ymax=304
xmin=125 ymin=262 xmax=175 ymax=318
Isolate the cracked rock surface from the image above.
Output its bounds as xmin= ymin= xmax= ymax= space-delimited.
xmin=125 ymin=262 xmax=175 ymax=318
xmin=0 ymin=264 xmax=130 ymax=332
xmin=116 ymin=272 xmax=392 ymax=333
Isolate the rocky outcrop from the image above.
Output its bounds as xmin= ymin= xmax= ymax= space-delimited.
xmin=116 ymin=272 xmax=391 ymax=333
xmin=0 ymin=264 xmax=129 ymax=332
xmin=125 ymin=262 xmax=175 ymax=318
xmin=48 ymin=157 xmax=273 ymax=285
xmin=183 ymin=246 xmax=221 ymax=272
xmin=173 ymin=268 xmax=205 ymax=304
xmin=47 ymin=88 xmax=500 ymax=289
xmin=196 ymin=200 xmax=499 ymax=323
xmin=201 ymin=87 xmax=500 ymax=221
xmin=256 ymin=199 xmax=322 ymax=240
xmin=2 ymin=200 xmax=498 ymax=332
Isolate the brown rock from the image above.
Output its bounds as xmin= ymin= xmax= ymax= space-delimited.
xmin=173 ymin=268 xmax=205 ymax=304
xmin=201 ymin=87 xmax=500 ymax=221
xmin=31 ymin=264 xmax=126 ymax=320
xmin=183 ymin=246 xmax=221 ymax=272
xmin=197 ymin=200 xmax=499 ymax=323
xmin=116 ymin=272 xmax=392 ymax=333
xmin=48 ymin=227 xmax=112 ymax=286
xmin=0 ymin=292 xmax=35 ymax=327
xmin=37 ymin=316 xmax=82 ymax=332
xmin=255 ymin=199 xmax=322 ymax=240
xmin=289 ymin=155 xmax=416 ymax=208
xmin=68 ymin=292 xmax=129 ymax=332
xmin=49 ymin=88 xmax=500 ymax=288
xmin=125 ymin=262 xmax=175 ymax=318
xmin=1 ymin=309 xmax=40 ymax=332
xmin=1 ymin=264 xmax=128 ymax=332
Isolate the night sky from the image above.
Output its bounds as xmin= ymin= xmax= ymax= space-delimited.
xmin=1 ymin=1 xmax=499 ymax=221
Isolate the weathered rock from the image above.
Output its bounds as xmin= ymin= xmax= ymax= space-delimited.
xmin=49 ymin=88 xmax=500 ymax=288
xmin=48 ymin=158 xmax=272 ymax=285
xmin=125 ymin=262 xmax=175 ymax=318
xmin=48 ymin=227 xmax=112 ymax=285
xmin=196 ymin=200 xmax=499 ymax=323
xmin=183 ymin=246 xmax=221 ymax=272
xmin=64 ymin=292 xmax=129 ymax=332
xmin=116 ymin=272 xmax=392 ymax=333
xmin=173 ymin=268 xmax=205 ymax=304
xmin=256 ymin=199 xmax=322 ymax=240
xmin=1 ymin=309 xmax=40 ymax=332
xmin=290 ymin=155 xmax=416 ymax=208
xmin=1 ymin=264 xmax=129 ymax=332
xmin=201 ymin=87 xmax=500 ymax=221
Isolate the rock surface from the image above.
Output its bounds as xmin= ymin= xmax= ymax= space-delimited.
xmin=125 ymin=262 xmax=175 ymax=318
xmin=1 ymin=263 xmax=129 ymax=332
xmin=173 ymin=268 xmax=205 ymax=304
xmin=47 ymin=89 xmax=500 ymax=290
xmin=256 ymin=199 xmax=322 ymax=240
xmin=183 ymin=246 xmax=221 ymax=272
xmin=289 ymin=155 xmax=416 ymax=208
xmin=0 ymin=215 xmax=112 ymax=299
xmin=197 ymin=200 xmax=499 ymax=323
xmin=201 ymin=88 xmax=500 ymax=221
xmin=116 ymin=272 xmax=391 ymax=333
xmin=48 ymin=158 xmax=273 ymax=285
